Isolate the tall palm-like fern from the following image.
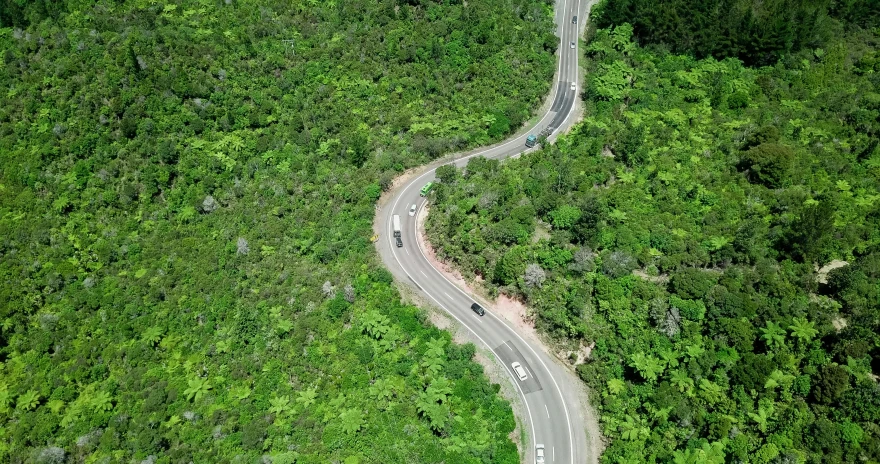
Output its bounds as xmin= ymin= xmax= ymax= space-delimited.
xmin=760 ymin=321 xmax=787 ymax=350
xmin=669 ymin=370 xmax=694 ymax=396
xmin=337 ymin=408 xmax=364 ymax=435
xmin=629 ymin=352 xmax=664 ymax=382
xmin=15 ymin=390 xmax=40 ymax=412
xmin=90 ymin=391 xmax=113 ymax=413
xmin=788 ymin=318 xmax=818 ymax=345
xmin=268 ymin=395 xmax=291 ymax=416
xmin=184 ymin=378 xmax=212 ymax=402
xmin=0 ymin=383 xmax=10 ymax=414
xmin=296 ymin=388 xmax=317 ymax=409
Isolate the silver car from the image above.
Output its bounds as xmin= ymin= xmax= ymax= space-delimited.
xmin=536 ymin=444 xmax=546 ymax=463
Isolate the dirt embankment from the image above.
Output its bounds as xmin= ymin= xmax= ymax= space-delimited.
xmin=416 ymin=205 xmax=604 ymax=463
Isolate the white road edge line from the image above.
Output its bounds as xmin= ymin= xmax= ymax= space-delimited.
xmin=404 ymin=165 xmax=577 ymax=464
xmin=386 ymin=0 xmax=580 ymax=461
xmin=387 ymin=224 xmax=538 ymax=461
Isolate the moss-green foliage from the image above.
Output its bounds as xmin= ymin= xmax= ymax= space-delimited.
xmin=0 ymin=0 xmax=556 ymax=460
xmin=427 ymin=24 xmax=880 ymax=462
xmin=592 ymin=0 xmax=880 ymax=66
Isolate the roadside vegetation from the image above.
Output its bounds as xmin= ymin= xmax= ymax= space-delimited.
xmin=426 ymin=8 xmax=880 ymax=462
xmin=0 ymin=0 xmax=558 ymax=461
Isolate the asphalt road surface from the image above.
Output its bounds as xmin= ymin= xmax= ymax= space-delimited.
xmin=377 ymin=0 xmax=592 ymax=462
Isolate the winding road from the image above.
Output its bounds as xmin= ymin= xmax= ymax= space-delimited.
xmin=376 ymin=0 xmax=593 ymax=462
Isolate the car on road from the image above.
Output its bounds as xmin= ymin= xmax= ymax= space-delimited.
xmin=572 ymin=15 xmax=577 ymax=23
xmin=570 ymin=81 xmax=576 ymax=91
xmin=395 ymin=236 xmax=403 ymax=248
xmin=409 ymin=204 xmax=417 ymax=216
xmin=470 ymin=303 xmax=485 ymax=316
xmin=511 ymin=362 xmax=528 ymax=381
xmin=570 ymin=41 xmax=575 ymax=48
xmin=536 ymin=444 xmax=546 ymax=463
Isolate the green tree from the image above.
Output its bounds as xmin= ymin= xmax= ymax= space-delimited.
xmin=549 ymin=205 xmax=582 ymax=229
xmin=739 ymin=143 xmax=795 ymax=188
xmin=812 ymin=364 xmax=850 ymax=405
xmin=783 ymin=201 xmax=835 ymax=263
xmin=670 ymin=268 xmax=717 ymax=299
xmin=436 ymin=164 xmax=458 ymax=184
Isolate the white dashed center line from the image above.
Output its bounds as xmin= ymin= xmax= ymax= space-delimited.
xmin=545 ymin=404 xmax=550 ymax=418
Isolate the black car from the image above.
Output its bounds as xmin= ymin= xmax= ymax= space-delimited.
xmin=396 ymin=236 xmax=403 ymax=248
xmin=470 ymin=303 xmax=485 ymax=316
xmin=572 ymin=15 xmax=577 ymax=24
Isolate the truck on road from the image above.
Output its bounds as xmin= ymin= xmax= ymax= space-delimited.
xmin=393 ymin=215 xmax=403 ymax=247
xmin=525 ymin=134 xmax=537 ymax=148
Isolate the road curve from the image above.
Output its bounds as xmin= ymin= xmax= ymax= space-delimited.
xmin=376 ymin=0 xmax=592 ymax=463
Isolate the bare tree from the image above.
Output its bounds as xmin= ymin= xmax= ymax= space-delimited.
xmin=649 ymin=297 xmax=681 ymax=338
xmin=322 ymin=281 xmax=335 ymax=298
xmin=478 ymin=191 xmax=499 ymax=210
xmin=523 ymin=263 xmax=546 ymax=288
xmin=236 ymin=237 xmax=249 ymax=255
xmin=569 ymin=247 xmax=596 ymax=273
xmin=202 ymin=195 xmax=219 ymax=213
xmin=601 ymin=251 xmax=637 ymax=278
xmin=344 ymin=283 xmax=355 ymax=303
xmin=35 ymin=447 xmax=65 ymax=464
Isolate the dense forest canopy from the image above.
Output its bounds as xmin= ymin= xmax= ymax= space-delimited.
xmin=592 ymin=0 xmax=880 ymax=65
xmin=426 ymin=21 xmax=880 ymax=463
xmin=0 ymin=0 xmax=558 ymax=461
